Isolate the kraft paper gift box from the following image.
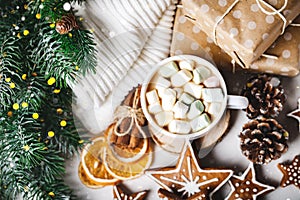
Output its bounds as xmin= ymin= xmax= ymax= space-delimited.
xmin=182 ymin=0 xmax=300 ymax=69
xmin=249 ymin=18 xmax=300 ymax=76
xmin=171 ymin=6 xmax=300 ymax=76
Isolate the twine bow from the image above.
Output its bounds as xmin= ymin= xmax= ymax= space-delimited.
xmin=256 ymin=0 xmax=287 ymax=34
xmin=213 ymin=0 xmax=288 ymax=45
xmin=113 ymin=89 xmax=147 ymax=138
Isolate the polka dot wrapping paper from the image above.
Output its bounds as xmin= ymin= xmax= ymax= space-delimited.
xmin=181 ymin=0 xmax=300 ymax=69
xmin=170 ymin=7 xmax=233 ymax=70
xmin=171 ymin=7 xmax=300 ymax=77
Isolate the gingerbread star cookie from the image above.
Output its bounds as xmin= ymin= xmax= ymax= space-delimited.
xmin=157 ymin=188 xmax=182 ymax=200
xmin=113 ymin=184 xmax=148 ymax=200
xmin=278 ymin=155 xmax=300 ymax=189
xmin=225 ymin=163 xmax=274 ymax=200
xmin=146 ymin=142 xmax=233 ymax=199
xmin=287 ymin=98 xmax=300 ymax=131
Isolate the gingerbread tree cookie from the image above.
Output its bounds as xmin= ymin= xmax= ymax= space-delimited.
xmin=146 ymin=142 xmax=233 ymax=199
xmin=226 ymin=163 xmax=274 ymax=200
xmin=278 ymin=155 xmax=300 ymax=189
xmin=113 ymin=184 xmax=148 ymax=200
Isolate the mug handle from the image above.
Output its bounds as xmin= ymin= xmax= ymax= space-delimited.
xmin=227 ymin=95 xmax=248 ymax=109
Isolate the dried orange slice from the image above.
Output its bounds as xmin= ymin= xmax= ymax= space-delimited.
xmin=81 ymin=136 xmax=119 ymax=186
xmin=78 ymin=162 xmax=115 ymax=188
xmin=103 ymin=144 xmax=153 ymax=180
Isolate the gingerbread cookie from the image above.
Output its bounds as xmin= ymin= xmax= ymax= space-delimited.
xmin=287 ymin=98 xmax=300 ymax=132
xmin=146 ymin=142 xmax=233 ymax=199
xmin=113 ymin=184 xmax=148 ymax=200
xmin=278 ymin=155 xmax=300 ymax=189
xmin=226 ymin=163 xmax=274 ymax=200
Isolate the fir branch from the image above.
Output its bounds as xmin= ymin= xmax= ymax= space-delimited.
xmin=30 ymin=19 xmax=96 ymax=87
xmin=39 ymin=87 xmax=84 ymax=156
xmin=0 ymin=0 xmax=96 ymax=199
xmin=0 ymin=37 xmax=23 ymax=108
xmin=69 ymin=30 xmax=97 ymax=75
xmin=0 ymin=93 xmax=80 ymax=199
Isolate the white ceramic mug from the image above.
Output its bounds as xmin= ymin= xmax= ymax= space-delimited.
xmin=141 ymin=55 xmax=248 ymax=153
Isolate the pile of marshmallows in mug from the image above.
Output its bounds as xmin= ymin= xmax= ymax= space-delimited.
xmin=145 ymin=59 xmax=225 ymax=135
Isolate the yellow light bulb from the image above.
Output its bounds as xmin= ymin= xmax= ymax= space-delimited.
xmin=32 ymin=113 xmax=39 ymax=119
xmin=23 ymin=30 xmax=29 ymax=36
xmin=13 ymin=103 xmax=19 ymax=110
xmin=78 ymin=140 xmax=84 ymax=144
xmin=23 ymin=145 xmax=30 ymax=151
xmin=53 ymin=89 xmax=60 ymax=94
xmin=48 ymin=192 xmax=55 ymax=197
xmin=56 ymin=108 xmax=63 ymax=114
xmin=10 ymin=82 xmax=15 ymax=88
xmin=47 ymin=77 xmax=56 ymax=85
xmin=21 ymin=102 xmax=28 ymax=108
xmin=60 ymin=120 xmax=67 ymax=127
xmin=22 ymin=74 xmax=27 ymax=80
xmin=36 ymin=13 xmax=41 ymax=19
xmin=48 ymin=131 xmax=55 ymax=138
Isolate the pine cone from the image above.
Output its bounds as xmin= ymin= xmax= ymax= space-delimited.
xmin=56 ymin=14 xmax=78 ymax=34
xmin=242 ymin=74 xmax=286 ymax=119
xmin=240 ymin=117 xmax=289 ymax=165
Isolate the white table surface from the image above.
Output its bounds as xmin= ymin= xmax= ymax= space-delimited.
xmin=65 ymin=69 xmax=300 ymax=199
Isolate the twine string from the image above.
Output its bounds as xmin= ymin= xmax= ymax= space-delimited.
xmin=213 ymin=0 xmax=239 ymax=45
xmin=113 ymin=89 xmax=146 ymax=138
xmin=256 ymin=0 xmax=288 ymax=34
xmin=212 ymin=0 xmax=288 ymax=45
xmin=261 ymin=54 xmax=279 ymax=59
xmin=290 ymin=23 xmax=300 ymax=27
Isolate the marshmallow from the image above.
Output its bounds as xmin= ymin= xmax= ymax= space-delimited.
xmin=192 ymin=66 xmax=211 ymax=84
xmin=146 ymin=89 xmax=160 ymax=105
xmin=179 ymin=60 xmax=195 ymax=71
xmin=161 ymin=88 xmax=176 ymax=111
xmin=160 ymin=88 xmax=176 ymax=98
xmin=208 ymin=103 xmax=222 ymax=119
xmin=183 ymin=82 xmax=203 ymax=99
xmin=155 ymin=111 xmax=173 ymax=127
xmin=179 ymin=93 xmax=195 ymax=105
xmin=148 ymin=102 xmax=163 ymax=114
xmin=190 ymin=113 xmax=211 ymax=132
xmin=173 ymin=87 xmax=183 ymax=99
xmin=154 ymin=76 xmax=171 ymax=97
xmin=202 ymin=88 xmax=224 ymax=102
xmin=171 ymin=69 xmax=193 ymax=87
xmin=203 ymin=76 xmax=220 ymax=88
xmin=156 ymin=87 xmax=166 ymax=98
xmin=172 ymin=101 xmax=189 ymax=119
xmin=187 ymin=100 xmax=205 ymax=120
xmin=159 ymin=61 xmax=179 ymax=78
xmin=168 ymin=120 xmax=191 ymax=134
